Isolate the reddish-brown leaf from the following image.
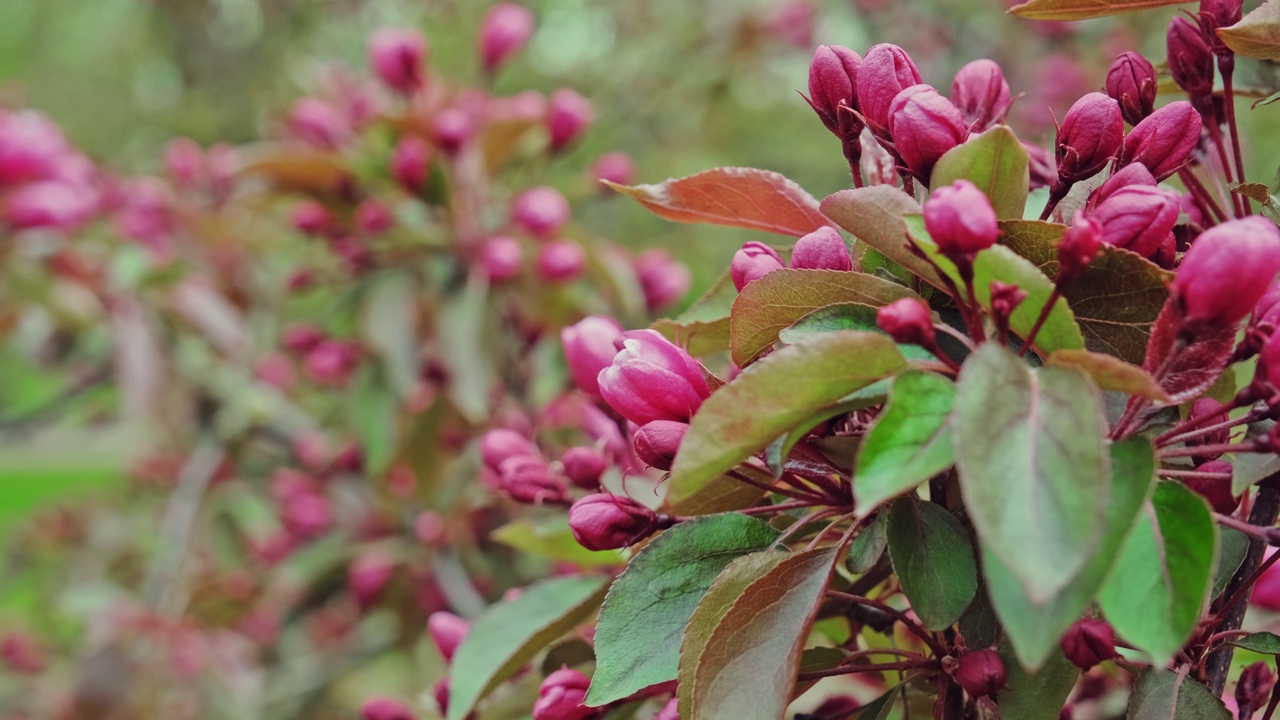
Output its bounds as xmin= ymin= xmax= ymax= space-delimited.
xmin=235 ymin=143 xmax=349 ymax=193
xmin=1141 ymin=301 xmax=1238 ymax=404
xmin=1046 ymin=349 xmax=1171 ymax=403
xmin=1007 ymin=0 xmax=1189 ymax=21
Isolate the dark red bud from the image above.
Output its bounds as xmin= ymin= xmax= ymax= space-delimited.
xmin=1174 ymin=217 xmax=1280 ymax=329
xmin=857 ymin=43 xmax=922 ymax=134
xmin=427 ymin=611 xmax=470 ymax=662
xmin=950 ymin=59 xmax=1012 ymax=132
xmin=1186 ymin=399 xmax=1231 ymax=453
xmin=989 ymin=281 xmax=1027 ymax=321
xmin=1237 ymin=661 xmax=1276 ymax=717
xmin=1054 ymin=93 xmax=1124 ymax=185
xmin=1185 ymin=459 xmax=1240 ymax=514
xmin=1023 ymin=141 xmax=1056 ymax=191
xmin=1091 ymin=185 xmax=1180 ymax=258
xmin=499 ymin=456 xmax=569 ymax=505
xmin=1057 ymin=212 xmax=1104 ymax=286
xmin=954 ymin=649 xmax=1005 ymax=698
xmin=1117 ymin=101 xmax=1203 ymax=181
xmin=633 ymin=420 xmax=689 ymax=471
xmin=807 ymin=45 xmax=863 ymax=141
xmin=877 ymin=298 xmax=936 ymax=347
xmin=1060 ymin=618 xmax=1115 ymax=670
xmin=561 ymin=446 xmax=608 ymax=489
xmin=532 ymin=668 xmax=595 ymax=720
xmin=923 ymin=179 xmax=999 ymax=259
xmin=731 ymin=241 xmax=785 ymax=291
xmin=361 ymin=697 xmax=418 ymax=720
xmin=1167 ymin=17 xmax=1215 ymax=102
xmin=1105 ymin=52 xmax=1157 ymax=126
xmin=887 ymin=84 xmax=969 ymax=182
xmin=568 ymin=493 xmax=660 ymax=551
xmin=791 ymin=227 xmax=852 ymax=271
xmin=1090 ymin=163 xmax=1157 ymax=210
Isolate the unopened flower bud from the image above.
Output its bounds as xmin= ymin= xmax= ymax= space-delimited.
xmin=433 ymin=108 xmax=474 ymax=154
xmin=950 ymin=59 xmax=1012 ymax=132
xmin=807 ymin=45 xmax=863 ymax=141
xmin=591 ymin=152 xmax=635 ymax=188
xmin=369 ymin=27 xmax=427 ymax=94
xmin=533 ymin=668 xmax=596 ymax=720
xmin=1166 ymin=17 xmax=1214 ymax=102
xmin=512 ymin=186 xmax=570 ymax=238
xmin=1202 ymin=0 xmax=1244 ymax=56
xmin=634 ymin=420 xmax=689 ymax=471
xmin=361 ymin=697 xmax=417 ymax=720
xmin=480 ymin=428 xmax=540 ymax=473
xmin=634 ymin=249 xmax=691 ymax=311
xmin=433 ymin=678 xmax=451 ymax=715
xmin=304 ymin=340 xmax=361 ymax=387
xmin=1186 ymin=399 xmax=1231 ymax=454
xmin=1054 ymin=93 xmax=1124 ymax=185
xmin=392 ymin=135 xmax=431 ymax=192
xmin=355 ymin=198 xmax=394 ymax=235
xmin=280 ymin=489 xmax=333 ymax=540
xmin=989 ymin=281 xmax=1027 ymax=321
xmin=283 ymin=324 xmax=326 ymax=354
xmin=1091 ymin=186 xmax=1180 ymax=258
xmin=857 ymin=43 xmax=922 ymax=134
xmin=1238 ymin=661 xmax=1277 ymax=718
xmin=597 ymin=330 xmax=711 ymax=426
xmin=1184 ymin=459 xmax=1240 ymax=514
xmin=349 ymin=551 xmax=396 ymax=608
xmin=1060 ymin=619 xmax=1115 ymax=670
xmin=731 ymin=241 xmax=785 ymax=291
xmin=1023 ymin=141 xmax=1055 ymax=191
xmin=954 ymin=649 xmax=1006 ymax=698
xmin=561 ymin=315 xmax=624 ymax=395
xmin=547 ymin=88 xmax=593 ymax=153
xmin=499 ymin=455 xmax=569 ymax=505
xmin=561 ymin=447 xmax=608 ymax=489
xmin=427 ymin=611 xmax=470 ymax=662
xmin=877 ymin=298 xmax=936 ymax=347
xmin=537 ymin=239 xmax=586 ymax=283
xmin=1174 ymin=217 xmax=1280 ymax=329
xmin=291 ymin=201 xmax=332 ymax=236
xmin=1105 ymin=52 xmax=1157 ymax=126
xmin=0 ymin=632 xmax=46 ymax=675
xmin=0 ymin=111 xmax=69 ymax=185
xmin=478 ymin=235 xmax=524 ymax=282
xmin=1117 ymin=102 xmax=1202 ymax=181
xmin=1057 ymin=212 xmax=1104 ymax=286
xmin=791 ymin=227 xmax=852 ymax=271
xmin=166 ymin=137 xmax=204 ymax=189
xmin=289 ymin=98 xmax=352 ymax=150
xmin=568 ymin=493 xmax=660 ymax=551
xmin=655 ymin=697 xmax=678 ymax=720
xmin=479 ymin=3 xmax=535 ymax=73
xmin=5 ymin=181 xmax=97 ymax=231
xmin=1091 ymin=163 xmax=1157 ymax=209
xmin=888 ymin=84 xmax=969 ymax=182
xmin=254 ymin=353 xmax=296 ymax=392
xmin=923 ymin=179 xmax=999 ymax=260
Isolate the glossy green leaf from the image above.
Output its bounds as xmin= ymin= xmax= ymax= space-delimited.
xmin=684 ymin=548 xmax=838 ymax=720
xmin=667 ymin=331 xmax=906 ymax=509
xmin=955 ymin=344 xmax=1108 ymax=605
xmin=1219 ymin=1 xmax=1280 ymax=61
xmin=821 ymin=186 xmax=941 ymax=286
xmin=1098 ymin=482 xmax=1216 ymax=666
xmin=1230 ymin=632 xmax=1280 ymax=654
xmin=886 ymin=499 xmax=978 ymax=631
xmin=1127 ymin=670 xmax=1231 ymax=720
xmin=1008 ymin=0 xmax=1188 ymax=21
xmin=1213 ymin=528 xmax=1249 ymax=599
xmin=778 ymin=303 xmax=936 ymax=361
xmin=847 ymin=511 xmax=888 ymax=574
xmin=586 ymin=515 xmax=780 ymax=706
xmin=652 ymin=269 xmax=737 ymax=356
xmin=996 ymin=645 xmax=1078 ymax=720
xmin=930 ymin=126 xmax=1030 ymax=219
xmin=448 ymin=576 xmax=608 ymax=720
xmin=491 ymin=518 xmax=626 ymax=568
xmin=984 ymin=437 xmax=1154 ymax=669
xmin=731 ymin=269 xmax=918 ymax=366
xmin=854 ymin=372 xmax=955 ymax=517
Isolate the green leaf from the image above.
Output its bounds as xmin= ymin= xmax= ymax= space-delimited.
xmin=586 ymin=515 xmax=781 ymax=706
xmin=684 ymin=548 xmax=838 ymax=720
xmin=1213 ymin=528 xmax=1249 ymax=599
xmin=668 ymin=466 xmax=771 ymax=516
xmin=959 ymin=586 xmax=1000 ymax=649
xmin=779 ymin=303 xmax=936 ymax=361
xmin=1098 ymin=482 xmax=1216 ymax=667
xmin=491 ymin=518 xmax=626 ymax=568
xmin=904 ymin=216 xmax=1085 ymax=355
xmin=1007 ymin=0 xmax=1188 ymax=21
xmin=1127 ymin=670 xmax=1231 ymax=720
xmin=847 ymin=511 xmax=888 ymax=574
xmin=439 ymin=275 xmax=496 ymax=424
xmin=652 ymin=270 xmax=737 ymax=356
xmin=360 ymin=270 xmax=420 ymax=399
xmin=854 ymin=372 xmax=956 ymax=517
xmin=730 ymin=269 xmax=919 ymax=366
xmin=1232 ymin=449 xmax=1280 ymax=496
xmin=996 ymin=645 xmax=1078 ymax=720
xmin=667 ymin=331 xmax=907 ymax=509
xmin=1230 ymin=632 xmax=1280 ymax=654
xmin=954 ymin=344 xmax=1109 ymax=605
xmin=886 ymin=499 xmax=978 ymax=631
xmin=857 ymin=690 xmax=900 ymax=720
xmin=1045 ymin=350 xmax=1171 ymax=402
xmin=351 ymin=367 xmax=398 ymax=475
xmin=984 ymin=437 xmax=1154 ymax=669
xmin=1219 ymin=0 xmax=1280 ymax=61
xmin=1000 ymin=220 xmax=1170 ymax=365
xmin=821 ymin=186 xmax=941 ymax=287
xmin=930 ymin=126 xmax=1030 ymax=219
xmin=447 ymin=576 xmax=608 ymax=720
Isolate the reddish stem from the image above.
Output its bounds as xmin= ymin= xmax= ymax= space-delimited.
xmin=1220 ymin=57 xmax=1251 ymax=216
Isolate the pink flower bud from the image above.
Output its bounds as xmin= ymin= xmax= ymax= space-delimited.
xmin=950 ymin=59 xmax=1012 ymax=132
xmin=547 ymin=88 xmax=593 ymax=153
xmin=478 ymin=235 xmax=524 ymax=282
xmin=990 ymin=281 xmax=1027 ymax=321
xmin=349 ymin=551 xmax=397 ymax=608
xmin=292 ymin=433 xmax=331 ymax=473
xmin=923 ymin=179 xmax=998 ymax=259
xmin=512 ymin=186 xmax=570 ymax=238
xmin=1166 ymin=17 xmax=1214 ymax=101
xmin=283 ymin=324 xmax=326 ymax=354
xmin=433 ymin=678 xmax=451 ymax=715
xmin=591 ymin=152 xmax=635 ymax=188
xmin=655 ymin=697 xmax=678 ymax=720
xmin=433 ymin=108 xmax=475 ymax=154
xmin=765 ymin=0 xmax=816 ymax=49
xmin=254 ymin=353 xmax=296 ymax=392
xmin=537 ymin=239 xmax=586 ymax=283
xmin=0 ymin=111 xmax=69 ymax=185
xmin=1175 ymin=218 xmax=1280 ymax=329
xmin=360 ymin=697 xmax=417 ymax=720
xmin=1185 ymin=399 xmax=1230 ymax=454
xmin=499 ymin=455 xmax=569 ymax=504
xmin=369 ymin=27 xmax=428 ymax=94
xmin=731 ymin=241 xmax=785 ymax=291
xmin=1105 ymin=52 xmax=1157 ymax=126
xmin=561 ymin=446 xmax=608 ymax=489
xmin=289 ymin=98 xmax=352 ymax=150
xmin=1057 ymin=212 xmax=1104 ymax=286
xmin=953 ymin=649 xmax=1005 ymax=698
xmin=1091 ymin=185 xmax=1179 ymax=258
xmin=0 ymin=632 xmax=46 ymax=675
xmin=479 ymin=3 xmax=536 ymax=73
xmin=1237 ymin=662 xmax=1275 ymax=718
xmin=303 ymin=340 xmax=362 ymax=387
xmin=1203 ymin=0 xmax=1244 ymax=29
xmin=633 ymin=420 xmax=688 ymax=471
xmin=791 ymin=227 xmax=852 ymax=271
xmin=280 ymin=490 xmax=333 ymax=540
xmin=807 ymin=45 xmax=863 ymax=141
xmin=857 ymin=43 xmax=922 ymax=134
xmin=1117 ymin=101 xmax=1202 ymax=181
xmin=597 ymin=329 xmax=711 ymax=426
xmin=1023 ymin=141 xmax=1055 ymax=191
xmin=568 ymin=493 xmax=660 ymax=551
xmin=392 ymin=135 xmax=431 ymax=192
xmin=427 ymin=611 xmax=469 ymax=662
xmin=355 ymin=198 xmax=394 ymax=235
xmin=166 ymin=137 xmax=205 ymax=189
xmin=1091 ymin=163 xmax=1157 ymax=209
xmin=561 ymin=315 xmax=624 ymax=395
xmin=1246 ymin=282 xmax=1280 ymax=357
xmin=1060 ymin=618 xmax=1115 ymax=670
xmin=634 ymin=249 xmax=691 ymax=312
xmin=480 ymin=428 xmax=541 ymax=472
xmin=877 ymin=298 xmax=936 ymax=347
xmin=1184 ymin=459 xmax=1239 ymax=514
xmin=1054 ymin=92 xmax=1124 ymax=185
xmin=291 ymin=201 xmax=332 ymax=236
xmin=4 ymin=180 xmax=97 ymax=231
xmin=533 ymin=668 xmax=595 ymax=720
xmin=333 ymin=442 xmax=364 ymax=473
xmin=888 ymin=84 xmax=969 ymax=182
xmin=415 ymin=510 xmax=446 ymax=545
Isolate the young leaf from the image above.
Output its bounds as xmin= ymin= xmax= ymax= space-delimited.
xmin=730 ymin=269 xmax=919 ymax=366
xmin=1141 ymin=301 xmax=1238 ymax=403
xmin=1213 ymin=528 xmax=1249 ymax=599
xmin=438 ymin=275 xmax=496 ymax=424
xmin=1230 ymin=632 xmax=1280 ymax=654
xmin=1045 ymin=349 xmax=1170 ymax=402
xmin=929 ymin=126 xmax=1030 ymax=219
xmin=778 ymin=303 xmax=935 ymax=361
xmin=669 ymin=467 xmax=771 ymax=516
xmin=995 ymin=645 xmax=1078 ymax=720
xmin=652 ymin=270 xmax=737 ymax=356
xmin=586 ymin=515 xmax=781 ymax=706
xmin=1219 ymin=1 xmax=1280 ymax=61
xmin=447 ymin=576 xmax=609 ymax=720
xmin=1007 ymin=0 xmax=1187 ymax=21
xmin=1127 ymin=669 xmax=1231 ymax=720
xmin=606 ymin=167 xmax=836 ymax=237
xmin=854 ymin=371 xmax=956 ymax=516
xmin=954 ymin=344 xmax=1109 ymax=605
xmin=491 ymin=518 xmax=626 ymax=568
xmin=361 ymin=270 xmax=420 ymax=399
xmin=1098 ymin=482 xmax=1216 ymax=667
xmin=684 ymin=548 xmax=838 ymax=720
xmin=886 ymin=499 xmax=978 ymax=630
xmin=666 ymin=331 xmax=906 ymax=509
xmin=847 ymin=511 xmax=888 ymax=574
xmin=984 ymin=437 xmax=1154 ymax=669
xmin=821 ymin=186 xmax=942 ymax=286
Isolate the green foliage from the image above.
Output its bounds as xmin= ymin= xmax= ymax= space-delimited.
xmin=886 ymin=499 xmax=977 ymax=631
